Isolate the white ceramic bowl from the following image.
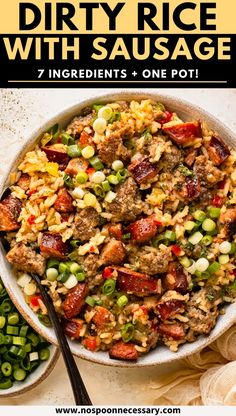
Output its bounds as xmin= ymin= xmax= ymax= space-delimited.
xmin=0 ymin=345 xmax=59 ymax=397
xmin=0 ymin=91 xmax=236 ymax=368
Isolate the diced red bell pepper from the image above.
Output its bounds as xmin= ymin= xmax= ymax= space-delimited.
xmin=30 ymin=295 xmax=42 ymax=307
xmin=102 ymin=267 xmax=113 ymax=279
xmin=86 ymin=167 xmax=96 ymax=175
xmin=171 ymin=245 xmax=181 ymax=256
xmin=27 ymin=215 xmax=36 ymax=225
xmin=212 ymin=195 xmax=224 ymax=207
xmin=163 ymin=122 xmax=201 ymax=145
xmin=89 ymin=246 xmax=96 ymax=252
xmin=28 ymin=189 xmax=37 ymax=196
xmin=83 ymin=336 xmax=98 ymax=351
xmin=158 ymin=111 xmax=173 ymax=125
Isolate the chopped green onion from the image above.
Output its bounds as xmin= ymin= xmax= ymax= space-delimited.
xmin=108 ymin=174 xmax=119 ymax=185
xmin=76 ymin=272 xmax=85 ymax=282
xmin=93 ymin=117 xmax=107 ymax=134
xmin=84 ymin=192 xmax=97 ymax=207
xmin=61 ymin=133 xmax=75 ymax=146
xmin=91 ymin=171 xmax=106 ymax=184
xmin=201 ymin=235 xmax=213 ymax=246
xmin=179 ymin=256 xmax=192 ymax=268
xmin=112 ymin=160 xmax=124 ymax=171
xmin=188 ymin=231 xmax=203 ymax=245
xmin=17 ymin=347 xmax=27 ymax=359
xmin=57 ymin=271 xmax=70 ymax=283
xmin=63 ymin=174 xmax=74 ymax=188
xmin=81 ymin=145 xmax=95 ymax=159
xmin=59 ymin=262 xmax=69 ymax=274
xmin=13 ymin=368 xmax=26 ymax=381
xmin=102 ymin=180 xmax=111 ymax=192
xmin=195 ymin=258 xmax=209 ymax=272
xmin=76 ymin=171 xmax=88 ymax=184
xmin=4 ymin=335 xmax=13 ymax=345
xmin=7 ymin=326 xmax=19 ymax=336
xmin=102 ymin=279 xmax=116 ymax=296
xmin=122 ymin=233 xmax=131 ymax=240
xmin=116 ymin=169 xmax=128 ymax=183
xmin=164 ymin=230 xmax=176 ymax=242
xmin=202 ymin=218 xmax=216 ymax=232
xmin=0 ymin=316 xmax=6 ymax=329
xmin=219 ymin=241 xmax=231 ymax=254
xmin=230 ymin=242 xmax=236 ymax=254
xmin=98 ymin=106 xmax=113 ymax=121
xmin=70 ymin=262 xmax=82 ymax=274
xmin=39 ymin=348 xmax=50 ymax=361
xmin=92 ymin=104 xmax=103 ymax=114
xmin=219 ymin=254 xmax=230 ymax=265
xmin=117 ymin=295 xmax=128 ymax=308
xmin=178 ymin=163 xmax=193 ymax=177
xmin=206 ymin=294 xmax=215 ymax=301
xmin=7 ymin=313 xmax=19 ymax=325
xmin=184 ymin=221 xmax=196 ymax=231
xmin=93 ymin=184 xmax=105 ymax=198
xmin=208 ymin=206 xmax=221 ymax=219
xmin=47 ymin=259 xmax=60 ymax=269
xmin=0 ymin=379 xmax=13 ymax=389
xmin=27 ymin=333 xmax=39 ymax=347
xmin=193 ymin=210 xmax=206 ymax=222
xmin=207 ymin=261 xmax=220 ymax=275
xmin=1 ymin=362 xmax=12 ymax=377
xmin=19 ymin=325 xmax=29 ymax=337
xmin=67 ymin=144 xmax=81 ymax=158
xmin=70 ymin=239 xmax=82 ymax=248
xmin=46 ymin=267 xmax=59 ymax=281
xmin=85 ymin=296 xmax=96 ymax=307
xmin=0 ymin=333 xmax=5 ymax=344
xmin=89 ymin=156 xmax=104 ymax=171
xmin=9 ymin=346 xmax=20 ymax=356
xmin=121 ymin=323 xmax=135 ymax=343
xmin=13 ymin=337 xmax=26 ymax=346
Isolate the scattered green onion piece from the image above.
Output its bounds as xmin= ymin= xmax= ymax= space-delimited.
xmin=61 ymin=133 xmax=75 ymax=146
xmin=13 ymin=336 xmax=26 ymax=346
xmin=201 ymin=235 xmax=213 ymax=246
xmin=179 ymin=256 xmax=192 ymax=268
xmin=112 ymin=160 xmax=124 ymax=171
xmin=122 ymin=233 xmax=131 ymax=240
xmin=38 ymin=314 xmax=52 ymax=328
xmin=24 ymin=343 xmax=31 ymax=353
xmin=207 ymin=261 xmax=220 ymax=275
xmin=121 ymin=323 xmax=135 ymax=343
xmin=13 ymin=368 xmax=26 ymax=381
xmin=193 ymin=210 xmax=206 ymax=222
xmin=67 ymin=144 xmax=81 ymax=158
xmin=47 ymin=259 xmax=60 ymax=269
xmin=218 ymin=254 xmax=230 ymax=265
xmin=230 ymin=242 xmax=236 ymax=254
xmin=102 ymin=180 xmax=111 ymax=192
xmin=57 ymin=271 xmax=70 ymax=283
xmin=4 ymin=335 xmax=12 ymax=345
xmin=195 ymin=258 xmax=209 ymax=272
xmin=164 ymin=230 xmax=176 ymax=242
xmin=63 ymin=174 xmax=74 ymax=188
xmin=9 ymin=346 xmax=20 ymax=356
xmin=116 ymin=169 xmax=128 ymax=183
xmin=108 ymin=175 xmax=119 ymax=185
xmin=0 ymin=333 xmax=5 ymax=344
xmin=98 ymin=106 xmax=113 ymax=121
xmin=219 ymin=241 xmax=232 ymax=254
xmin=27 ymin=333 xmax=39 ymax=347
xmin=93 ymin=184 xmax=105 ymax=198
xmin=206 ymin=294 xmax=215 ymax=301
xmin=59 ymin=262 xmax=69 ymax=274
xmin=17 ymin=348 xmax=27 ymax=359
xmin=102 ymin=279 xmax=116 ymax=296
xmin=70 ymin=262 xmax=82 ymax=274
xmin=0 ymin=316 xmax=6 ymax=329
xmin=0 ymin=300 xmax=12 ymax=314
xmin=89 ymin=156 xmax=104 ymax=171
xmin=85 ymin=296 xmax=96 ymax=307
xmin=184 ymin=221 xmax=196 ymax=231
xmin=84 ymin=192 xmax=97 ymax=207
xmin=46 ymin=267 xmax=59 ymax=281
xmin=117 ymin=295 xmax=128 ymax=308
xmin=202 ymin=218 xmax=216 ymax=232
xmin=70 ymin=239 xmax=82 ymax=248
xmin=208 ymin=206 xmax=221 ymax=219
xmin=39 ymin=348 xmax=50 ymax=361
xmin=81 ymin=145 xmax=95 ymax=159
xmin=8 ymin=313 xmax=19 ymax=325
xmin=188 ymin=231 xmax=203 ymax=245
xmin=76 ymin=171 xmax=88 ymax=184
xmin=76 ymin=272 xmax=85 ymax=282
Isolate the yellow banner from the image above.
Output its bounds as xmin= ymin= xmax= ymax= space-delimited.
xmin=0 ymin=0 xmax=235 ymax=35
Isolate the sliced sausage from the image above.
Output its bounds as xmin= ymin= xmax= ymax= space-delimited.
xmin=185 ymin=176 xmax=201 ymax=200
xmin=108 ymin=223 xmax=123 ymax=240
xmin=164 ymin=263 xmax=188 ymax=294
xmin=159 ymin=323 xmax=185 ymax=340
xmin=184 ymin=149 xmax=197 ymax=167
xmin=114 ymin=266 xmax=158 ymax=297
xmin=92 ymin=306 xmax=114 ymax=330
xmin=6 ymin=243 xmax=46 ymax=276
xmin=207 ymin=136 xmax=230 ymax=166
xmin=156 ymin=300 xmax=184 ymax=321
xmin=63 ymin=318 xmax=84 ymax=339
xmin=40 ymin=232 xmax=70 ymax=259
xmin=65 ymin=158 xmax=89 ymax=176
xmin=109 ymin=342 xmax=138 ymax=361
xmin=42 ymin=146 xmax=69 ymax=170
xmin=128 ymin=157 xmax=158 ymax=184
xmin=100 ymin=240 xmax=126 ymax=265
xmin=17 ymin=173 xmax=30 ymax=191
xmin=0 ymin=193 xmax=22 ymax=232
xmin=128 ymin=217 xmax=159 ymax=243
xmin=79 ymin=131 xmax=95 ymax=148
xmin=163 ymin=122 xmax=201 ymax=145
xmin=54 ymin=188 xmax=74 ymax=213
xmin=62 ymin=283 xmax=89 ymax=319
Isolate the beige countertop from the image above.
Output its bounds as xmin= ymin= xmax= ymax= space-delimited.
xmin=0 ymin=88 xmax=236 ymax=406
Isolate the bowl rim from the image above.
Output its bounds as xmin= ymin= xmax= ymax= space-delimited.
xmin=0 ymin=90 xmax=236 ymax=368
xmin=0 ymin=346 xmax=60 ymax=398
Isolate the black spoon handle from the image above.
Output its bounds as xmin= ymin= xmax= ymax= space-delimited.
xmin=32 ymin=274 xmax=92 ymax=406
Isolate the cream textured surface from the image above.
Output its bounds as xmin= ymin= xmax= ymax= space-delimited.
xmin=0 ymin=88 xmax=236 ymax=406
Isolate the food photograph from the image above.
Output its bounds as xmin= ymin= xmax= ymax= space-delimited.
xmin=0 ymin=88 xmax=236 ymax=406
